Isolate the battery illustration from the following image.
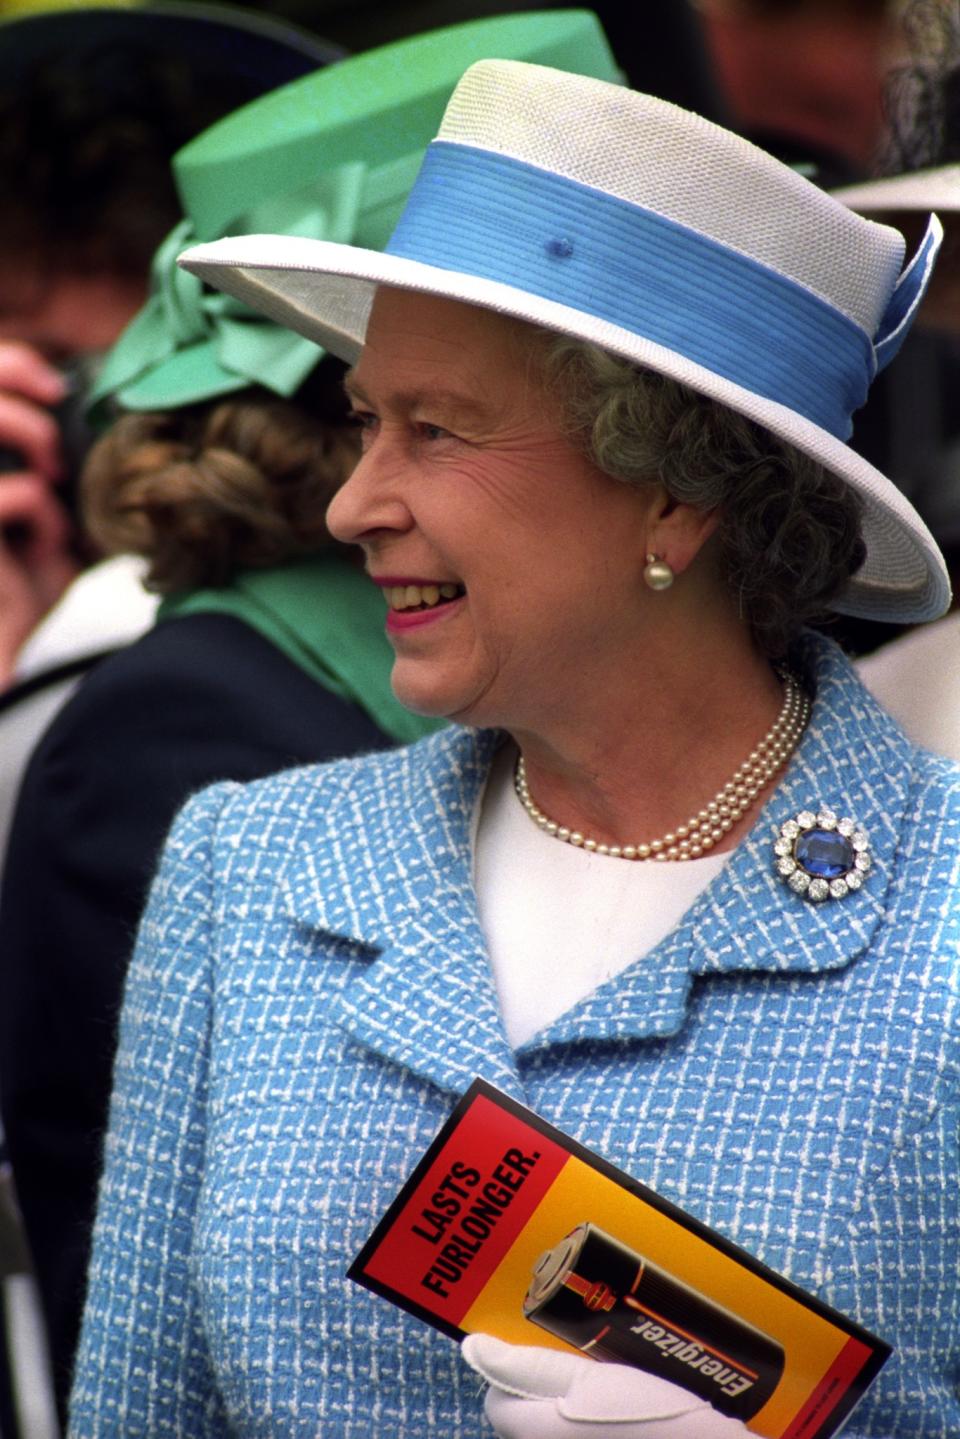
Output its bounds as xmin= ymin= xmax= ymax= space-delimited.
xmin=523 ymin=1223 xmax=785 ymax=1421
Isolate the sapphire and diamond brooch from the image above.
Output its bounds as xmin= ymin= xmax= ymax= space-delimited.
xmin=773 ymin=809 xmax=871 ymax=901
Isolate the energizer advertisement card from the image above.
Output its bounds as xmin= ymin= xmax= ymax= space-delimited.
xmin=349 ymin=1079 xmax=890 ymax=1439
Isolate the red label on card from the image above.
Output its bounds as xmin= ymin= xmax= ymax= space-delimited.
xmin=359 ymin=1092 xmax=568 ymax=1326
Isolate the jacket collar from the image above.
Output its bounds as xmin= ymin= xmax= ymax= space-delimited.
xmin=282 ymin=724 xmax=521 ymax=1098
xmin=284 ymin=636 xmax=914 ymax=1086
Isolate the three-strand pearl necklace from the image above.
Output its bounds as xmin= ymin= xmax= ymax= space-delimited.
xmin=514 ymin=670 xmax=810 ymax=861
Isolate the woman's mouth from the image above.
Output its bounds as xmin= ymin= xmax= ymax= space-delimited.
xmin=385 ymin=582 xmax=465 ymax=612
xmin=377 ymin=579 xmax=467 ymax=632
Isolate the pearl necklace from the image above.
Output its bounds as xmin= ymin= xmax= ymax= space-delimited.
xmin=514 ymin=671 xmax=810 ymax=861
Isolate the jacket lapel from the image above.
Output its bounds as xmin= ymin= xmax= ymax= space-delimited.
xmin=283 ymin=727 xmax=524 ymax=1100
xmin=521 ymin=639 xmax=910 ymax=1053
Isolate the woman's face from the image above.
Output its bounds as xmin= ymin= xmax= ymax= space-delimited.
xmin=327 ymin=288 xmax=660 ymax=731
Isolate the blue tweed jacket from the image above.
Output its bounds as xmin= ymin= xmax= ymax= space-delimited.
xmin=70 ymin=636 xmax=959 ymax=1438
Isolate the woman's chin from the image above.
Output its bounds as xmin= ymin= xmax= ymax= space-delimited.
xmin=390 ymin=667 xmax=464 ymax=723
xmin=390 ymin=666 xmax=492 ymax=727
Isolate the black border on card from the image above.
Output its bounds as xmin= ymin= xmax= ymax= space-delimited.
xmin=348 ymin=1078 xmax=891 ymax=1430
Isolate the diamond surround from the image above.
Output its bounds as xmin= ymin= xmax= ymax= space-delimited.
xmin=773 ymin=807 xmax=870 ymax=902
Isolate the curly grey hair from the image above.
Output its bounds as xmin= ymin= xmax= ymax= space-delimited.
xmin=538 ymin=336 xmax=866 ymax=659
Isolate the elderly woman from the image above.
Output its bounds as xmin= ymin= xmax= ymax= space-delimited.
xmin=69 ymin=61 xmax=958 ymax=1439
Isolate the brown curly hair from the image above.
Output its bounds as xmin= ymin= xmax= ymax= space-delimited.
xmin=82 ymin=381 xmax=358 ymax=594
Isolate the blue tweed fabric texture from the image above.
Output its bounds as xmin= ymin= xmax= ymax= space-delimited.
xmin=69 ymin=635 xmax=960 ymax=1437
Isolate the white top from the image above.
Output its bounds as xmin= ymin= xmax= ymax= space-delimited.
xmin=1 ymin=555 xmax=158 ymax=865
xmin=14 ymin=554 xmax=157 ymax=681
xmin=473 ymin=743 xmax=729 ymax=1048
xmin=856 ymin=613 xmax=960 ymax=763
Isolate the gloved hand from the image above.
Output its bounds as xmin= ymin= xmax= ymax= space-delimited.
xmin=462 ymin=1334 xmax=751 ymax=1439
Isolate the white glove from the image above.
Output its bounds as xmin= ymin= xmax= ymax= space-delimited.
xmin=462 ymin=1334 xmax=751 ymax=1439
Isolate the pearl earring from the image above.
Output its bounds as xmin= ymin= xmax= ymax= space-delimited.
xmin=643 ymin=553 xmax=674 ymax=591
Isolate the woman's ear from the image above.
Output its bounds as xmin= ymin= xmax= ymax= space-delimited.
xmin=644 ymin=491 xmax=720 ymax=578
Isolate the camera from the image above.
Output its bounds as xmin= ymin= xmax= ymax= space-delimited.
xmin=0 ymin=357 xmax=98 ymax=551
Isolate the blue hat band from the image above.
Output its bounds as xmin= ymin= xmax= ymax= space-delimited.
xmin=386 ymin=142 xmax=878 ymax=442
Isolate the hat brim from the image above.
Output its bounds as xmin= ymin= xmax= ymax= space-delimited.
xmin=180 ymin=234 xmax=950 ymax=623
xmin=833 ymin=165 xmax=960 ymax=216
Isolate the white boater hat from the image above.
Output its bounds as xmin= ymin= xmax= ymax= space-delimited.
xmin=180 ymin=60 xmax=949 ymax=622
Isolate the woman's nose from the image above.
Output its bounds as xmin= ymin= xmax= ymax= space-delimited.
xmin=325 ymin=445 xmax=412 ymax=543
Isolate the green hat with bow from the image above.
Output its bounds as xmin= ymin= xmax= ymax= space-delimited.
xmin=91 ymin=9 xmax=622 ymax=414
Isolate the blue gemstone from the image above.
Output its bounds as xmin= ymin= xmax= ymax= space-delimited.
xmin=795 ymin=828 xmax=854 ymax=879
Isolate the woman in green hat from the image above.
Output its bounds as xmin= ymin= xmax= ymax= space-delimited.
xmin=0 ymin=0 xmax=343 ymax=698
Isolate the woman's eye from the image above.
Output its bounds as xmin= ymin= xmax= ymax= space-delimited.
xmin=345 ymin=412 xmax=453 ymax=449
